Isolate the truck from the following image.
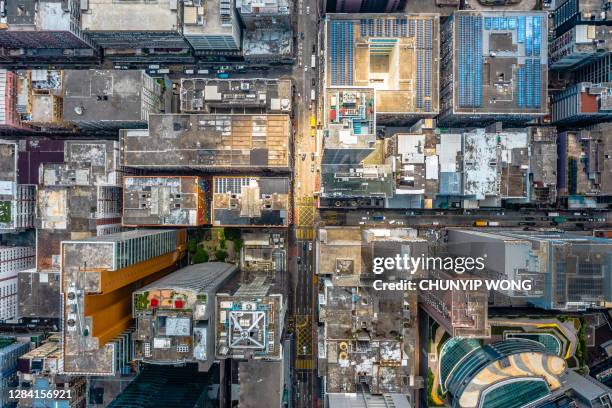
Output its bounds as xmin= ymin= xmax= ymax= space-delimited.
xmin=311 ymin=54 xmax=316 ymax=69
xmin=310 ymin=115 xmax=316 ymax=128
xmin=217 ymin=73 xmax=230 ymax=79
xmin=473 ymin=220 xmax=487 ymax=227
xmin=311 ymin=89 xmax=316 ymax=101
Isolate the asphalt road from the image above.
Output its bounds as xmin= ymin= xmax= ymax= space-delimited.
xmin=291 ymin=0 xmax=321 ymax=407
xmin=320 ymin=208 xmax=610 ymax=230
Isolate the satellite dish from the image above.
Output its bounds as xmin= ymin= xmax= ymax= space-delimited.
xmin=74 ymin=106 xmax=84 ymax=115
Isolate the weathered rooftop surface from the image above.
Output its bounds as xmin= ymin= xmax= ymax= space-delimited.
xmin=121 ymin=114 xmax=290 ymax=170
xmin=81 ymin=0 xmax=180 ymax=31
xmin=243 ymin=30 xmax=293 ymax=60
xmin=238 ymin=360 xmax=284 ymax=408
xmin=212 ymin=176 xmax=290 ymax=227
xmin=63 ymin=70 xmax=158 ymax=124
xmin=180 ymin=78 xmax=292 ymax=113
xmin=123 ymin=176 xmax=206 ymax=227
xmin=325 ymin=14 xmax=440 ymax=116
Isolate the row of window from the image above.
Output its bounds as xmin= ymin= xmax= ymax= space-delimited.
xmin=112 ymin=231 xmax=178 ymax=270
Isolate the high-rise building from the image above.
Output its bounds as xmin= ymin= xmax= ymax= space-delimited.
xmin=122 ymin=176 xmax=207 ymax=227
xmin=436 ymin=129 xmax=530 ymax=209
xmin=447 ymin=229 xmax=612 ymax=311
xmin=79 ymin=0 xmax=191 ymax=62
xmin=15 ymin=70 xmax=69 ymax=132
xmin=62 ymin=70 xmax=162 ymax=131
xmin=0 ymin=70 xmax=31 ymax=133
xmin=211 ymin=177 xmax=290 ymax=227
xmin=182 ymin=0 xmax=242 ymax=54
xmin=550 ymin=25 xmax=612 ymax=70
xmin=0 ymin=246 xmax=34 ymax=321
xmin=527 ymin=126 xmax=558 ymax=205
xmin=179 ymin=78 xmax=293 ymax=114
xmin=316 ymin=227 xmax=424 ymax=402
xmin=215 ymin=276 xmax=284 ymax=360
xmin=16 ymin=335 xmax=87 ymax=408
xmin=61 ymin=229 xmax=187 ymax=375
xmin=121 ymin=114 xmax=290 ymax=172
xmin=556 ymin=123 xmax=612 ymax=209
xmin=438 ymin=337 xmax=612 ymax=408
xmin=439 ymin=11 xmax=548 ymax=126
xmin=551 ymin=0 xmax=612 ymax=37
xmin=0 ymin=0 xmax=97 ymax=64
xmin=133 ymin=262 xmax=238 ymax=371
xmin=0 ymin=338 xmax=30 ymax=407
xmin=324 ymin=14 xmax=440 ymax=124
xmin=19 ymin=140 xmax=122 ymax=321
xmin=551 ymin=82 xmax=612 ymax=125
xmin=236 ymin=0 xmax=290 ymax=29
xmin=0 ymin=141 xmax=36 ymax=233
xmin=419 ymin=271 xmax=490 ymax=339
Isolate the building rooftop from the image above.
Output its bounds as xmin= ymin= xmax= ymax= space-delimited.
xmin=121 ymin=114 xmax=290 ymax=170
xmin=463 ymin=131 xmax=500 ymax=200
xmin=325 ymin=14 xmax=440 ymax=116
xmin=241 ymin=230 xmax=287 ymax=278
xmin=81 ymin=0 xmax=180 ymax=31
xmin=236 ymin=0 xmax=290 ymax=15
xmin=132 ymin=263 xmax=238 ymax=367
xmin=63 ymin=70 xmax=152 ymax=123
xmin=420 ymin=270 xmax=490 ymax=338
xmin=449 ymin=11 xmax=548 ymax=116
xmin=180 ymin=78 xmax=292 ymax=113
xmin=123 ymin=176 xmax=206 ymax=227
xmin=325 ymin=88 xmax=376 ymax=142
xmin=182 ymin=0 xmax=237 ymax=37
xmin=327 ymin=393 xmax=411 ymax=408
xmin=212 ymin=176 xmax=290 ymax=227
xmin=216 ymin=276 xmax=284 ymax=360
xmin=5 ymin=0 xmax=71 ymax=30
xmin=243 ymin=29 xmax=293 ymax=59
xmin=317 ymin=227 xmax=425 ymax=285
xmin=238 ymin=361 xmax=284 ymax=408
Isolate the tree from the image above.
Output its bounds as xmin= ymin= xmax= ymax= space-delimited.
xmin=192 ymin=247 xmax=209 ymax=264
xmin=187 ymin=239 xmax=197 ymax=254
xmin=214 ymin=249 xmax=228 ymax=262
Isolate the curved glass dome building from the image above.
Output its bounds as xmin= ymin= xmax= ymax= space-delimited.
xmin=438 ymin=338 xmax=567 ymax=408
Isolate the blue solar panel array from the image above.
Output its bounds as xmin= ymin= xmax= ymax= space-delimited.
xmin=518 ymin=59 xmax=541 ymax=108
xmin=472 ymin=14 xmax=543 ymax=109
xmin=330 ymin=20 xmax=355 ymax=86
xmin=358 ymin=17 xmax=419 ymax=39
xmin=457 ymin=15 xmax=483 ymax=108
